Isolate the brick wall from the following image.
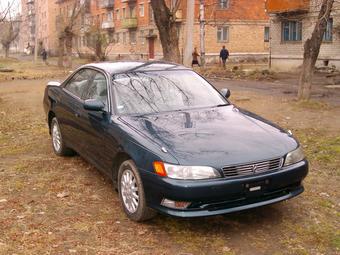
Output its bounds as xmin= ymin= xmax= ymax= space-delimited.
xmin=269 ymin=1 xmax=340 ymax=71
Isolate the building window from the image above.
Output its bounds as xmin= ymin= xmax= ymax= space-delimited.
xmin=140 ymin=30 xmax=145 ymax=44
xmin=264 ymin=26 xmax=270 ymax=42
xmin=130 ymin=6 xmax=136 ymax=18
xmin=217 ymin=26 xmax=229 ymax=42
xmin=282 ymin=21 xmax=302 ymax=41
xmin=130 ymin=31 xmax=136 ymax=44
xmin=149 ymin=4 xmax=154 ymax=23
xmin=107 ymin=11 xmax=113 ymax=21
xmin=323 ymin=18 xmax=333 ymax=42
xmin=123 ymin=32 xmax=126 ymax=44
xmin=116 ymin=9 xmax=120 ymax=20
xmin=116 ymin=33 xmax=120 ymax=43
xmin=122 ymin=8 xmax=126 ymax=19
xmin=219 ymin=0 xmax=229 ymax=9
xmin=139 ymin=4 xmax=144 ymax=17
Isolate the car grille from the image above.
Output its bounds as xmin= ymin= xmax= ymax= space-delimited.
xmin=222 ymin=157 xmax=283 ymax=178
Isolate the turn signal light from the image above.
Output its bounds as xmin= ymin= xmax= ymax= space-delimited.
xmin=153 ymin=161 xmax=167 ymax=177
xmin=161 ymin=198 xmax=191 ymax=209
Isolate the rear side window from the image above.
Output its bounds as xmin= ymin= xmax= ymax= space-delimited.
xmin=64 ymin=69 xmax=92 ymax=98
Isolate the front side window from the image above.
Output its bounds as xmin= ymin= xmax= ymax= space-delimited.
xmin=83 ymin=71 xmax=108 ymax=110
xmin=282 ymin=21 xmax=302 ymax=41
xmin=323 ymin=18 xmax=333 ymax=42
xmin=217 ymin=26 xmax=229 ymax=42
xmin=64 ymin=69 xmax=92 ymax=98
xmin=113 ymin=71 xmax=227 ymax=115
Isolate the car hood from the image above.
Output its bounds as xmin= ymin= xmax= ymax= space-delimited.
xmin=119 ymin=105 xmax=298 ymax=168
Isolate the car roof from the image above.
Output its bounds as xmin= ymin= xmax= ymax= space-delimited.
xmin=82 ymin=61 xmax=190 ymax=75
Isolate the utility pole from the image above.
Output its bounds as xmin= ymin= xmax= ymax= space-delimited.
xmin=199 ymin=0 xmax=205 ymax=67
xmin=33 ymin=0 xmax=38 ymax=63
xmin=183 ymin=0 xmax=194 ymax=66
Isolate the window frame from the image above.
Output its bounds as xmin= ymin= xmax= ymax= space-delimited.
xmin=217 ymin=26 xmax=229 ymax=42
xmin=323 ymin=18 xmax=333 ymax=42
xmin=264 ymin=26 xmax=270 ymax=42
xmin=281 ymin=20 xmax=302 ymax=42
xmin=139 ymin=3 xmax=144 ymax=17
xmin=219 ymin=0 xmax=229 ymax=9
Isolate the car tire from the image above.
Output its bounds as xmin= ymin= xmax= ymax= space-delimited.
xmin=51 ymin=117 xmax=74 ymax=156
xmin=118 ymin=159 xmax=157 ymax=222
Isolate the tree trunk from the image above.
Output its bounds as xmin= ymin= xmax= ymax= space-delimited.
xmin=151 ymin=0 xmax=181 ymax=63
xmin=4 ymin=45 xmax=9 ymax=58
xmin=58 ymin=37 xmax=64 ymax=68
xmin=65 ymin=33 xmax=73 ymax=68
xmin=298 ymin=0 xmax=334 ymax=101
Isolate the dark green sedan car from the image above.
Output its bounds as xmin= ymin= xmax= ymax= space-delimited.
xmin=43 ymin=61 xmax=308 ymax=221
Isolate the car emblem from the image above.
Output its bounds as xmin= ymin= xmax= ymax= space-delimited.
xmin=252 ymin=164 xmax=257 ymax=173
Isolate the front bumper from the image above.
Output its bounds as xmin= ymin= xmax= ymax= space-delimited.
xmin=140 ymin=160 xmax=308 ymax=217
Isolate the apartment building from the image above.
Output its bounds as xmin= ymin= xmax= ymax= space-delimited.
xmin=19 ymin=0 xmax=58 ymax=55
xmin=36 ymin=0 xmax=58 ymax=55
xmin=266 ymin=0 xmax=340 ymax=71
xmin=84 ymin=0 xmax=270 ymax=62
xmin=19 ymin=0 xmax=36 ymax=53
xmin=22 ymin=0 xmax=269 ymax=62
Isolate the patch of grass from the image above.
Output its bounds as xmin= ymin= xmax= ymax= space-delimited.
xmin=293 ymin=100 xmax=330 ymax=110
xmin=295 ymin=130 xmax=340 ymax=166
xmin=332 ymin=232 xmax=340 ymax=249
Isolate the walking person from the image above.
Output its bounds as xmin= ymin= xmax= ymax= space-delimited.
xmin=41 ymin=48 xmax=48 ymax=65
xmin=219 ymin=45 xmax=229 ymax=68
xmin=192 ymin=47 xmax=200 ymax=67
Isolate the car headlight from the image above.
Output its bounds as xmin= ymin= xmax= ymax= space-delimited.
xmin=284 ymin=147 xmax=305 ymax=166
xmin=153 ymin=161 xmax=221 ymax=180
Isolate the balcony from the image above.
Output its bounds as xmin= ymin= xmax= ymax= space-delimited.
xmin=266 ymin=0 xmax=310 ymax=14
xmin=102 ymin=21 xmax=115 ymax=29
xmin=121 ymin=17 xmax=137 ymax=29
xmin=100 ymin=0 xmax=114 ymax=9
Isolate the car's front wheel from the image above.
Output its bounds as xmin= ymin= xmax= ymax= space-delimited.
xmin=118 ymin=159 xmax=156 ymax=222
xmin=51 ymin=117 xmax=74 ymax=156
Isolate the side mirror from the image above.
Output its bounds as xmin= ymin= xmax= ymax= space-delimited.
xmin=47 ymin=81 xmax=61 ymax=87
xmin=84 ymin=99 xmax=105 ymax=112
xmin=220 ymin=88 xmax=231 ymax=99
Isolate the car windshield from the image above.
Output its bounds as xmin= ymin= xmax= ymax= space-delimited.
xmin=113 ymin=70 xmax=227 ymax=115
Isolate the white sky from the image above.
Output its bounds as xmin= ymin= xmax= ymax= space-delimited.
xmin=0 ymin=0 xmax=21 ymax=15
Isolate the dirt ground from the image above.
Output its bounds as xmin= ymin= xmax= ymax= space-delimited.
xmin=0 ymin=75 xmax=339 ymax=255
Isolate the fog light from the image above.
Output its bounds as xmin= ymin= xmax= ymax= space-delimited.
xmin=161 ymin=198 xmax=191 ymax=209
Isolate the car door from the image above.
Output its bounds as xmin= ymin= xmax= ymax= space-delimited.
xmin=81 ymin=70 xmax=119 ymax=175
xmin=57 ymin=68 xmax=92 ymax=153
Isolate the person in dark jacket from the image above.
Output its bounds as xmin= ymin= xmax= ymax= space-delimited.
xmin=192 ymin=47 xmax=200 ymax=67
xmin=41 ymin=48 xmax=48 ymax=65
xmin=219 ymin=45 xmax=229 ymax=68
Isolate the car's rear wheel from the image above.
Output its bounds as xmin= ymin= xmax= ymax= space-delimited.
xmin=118 ymin=159 xmax=156 ymax=222
xmin=51 ymin=117 xmax=74 ymax=156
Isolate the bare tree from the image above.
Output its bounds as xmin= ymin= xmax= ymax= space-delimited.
xmin=298 ymin=0 xmax=335 ymax=101
xmin=0 ymin=10 xmax=20 ymax=58
xmin=150 ymin=0 xmax=181 ymax=63
xmin=0 ymin=0 xmax=15 ymax=23
xmin=85 ymin=25 xmax=115 ymax=61
xmin=56 ymin=0 xmax=84 ymax=68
